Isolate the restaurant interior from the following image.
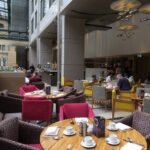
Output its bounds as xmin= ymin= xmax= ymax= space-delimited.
xmin=1 ymin=0 xmax=150 ymax=150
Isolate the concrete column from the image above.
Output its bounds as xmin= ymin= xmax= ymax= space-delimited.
xmin=29 ymin=46 xmax=37 ymax=67
xmin=61 ymin=16 xmax=85 ymax=81
xmin=39 ymin=38 xmax=53 ymax=67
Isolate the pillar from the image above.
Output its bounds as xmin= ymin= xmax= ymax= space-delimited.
xmin=61 ymin=16 xmax=85 ymax=82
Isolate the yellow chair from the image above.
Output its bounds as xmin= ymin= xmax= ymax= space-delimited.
xmin=84 ymin=86 xmax=93 ymax=101
xmin=112 ymin=90 xmax=136 ymax=120
xmin=131 ymin=85 xmax=138 ymax=93
xmin=64 ymin=80 xmax=74 ymax=87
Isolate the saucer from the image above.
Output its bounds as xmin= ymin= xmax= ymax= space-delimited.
xmin=106 ymin=125 xmax=119 ymax=131
xmin=81 ymin=140 xmax=96 ymax=148
xmin=105 ymin=137 xmax=120 ymax=145
xmin=63 ymin=130 xmax=76 ymax=136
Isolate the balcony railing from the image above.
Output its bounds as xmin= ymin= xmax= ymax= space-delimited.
xmin=0 ymin=29 xmax=28 ymax=41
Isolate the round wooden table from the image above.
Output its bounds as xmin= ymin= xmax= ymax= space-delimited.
xmin=40 ymin=119 xmax=147 ymax=150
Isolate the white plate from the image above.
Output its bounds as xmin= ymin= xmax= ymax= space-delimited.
xmin=105 ymin=137 xmax=120 ymax=145
xmin=81 ymin=140 xmax=96 ymax=148
xmin=106 ymin=125 xmax=119 ymax=131
xmin=63 ymin=130 xmax=76 ymax=136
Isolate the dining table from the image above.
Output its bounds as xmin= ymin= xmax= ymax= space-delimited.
xmin=40 ymin=119 xmax=147 ymax=150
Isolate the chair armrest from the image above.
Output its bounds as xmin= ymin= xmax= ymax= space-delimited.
xmin=88 ymin=106 xmax=95 ymax=118
xmin=0 ymin=137 xmax=35 ymax=150
xmin=59 ymin=106 xmax=64 ymax=121
xmin=0 ymin=96 xmax=22 ymax=113
xmin=8 ymin=93 xmax=23 ymax=100
xmin=145 ymin=133 xmax=150 ymax=148
xmin=116 ymin=113 xmax=133 ymax=126
xmin=18 ymin=120 xmax=44 ymax=144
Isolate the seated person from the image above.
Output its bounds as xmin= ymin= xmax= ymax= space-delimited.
xmin=116 ymin=74 xmax=131 ymax=91
xmin=105 ymin=73 xmax=112 ymax=82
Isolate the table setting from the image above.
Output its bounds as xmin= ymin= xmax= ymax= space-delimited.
xmin=24 ymin=90 xmax=46 ymax=97
xmin=40 ymin=117 xmax=147 ymax=150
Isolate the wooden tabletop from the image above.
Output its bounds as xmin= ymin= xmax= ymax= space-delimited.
xmin=40 ymin=119 xmax=147 ymax=150
xmin=46 ymin=91 xmax=67 ymax=99
xmin=24 ymin=91 xmax=67 ymax=99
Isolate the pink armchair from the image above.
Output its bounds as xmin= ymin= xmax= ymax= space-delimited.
xmin=20 ymin=85 xmax=39 ymax=96
xmin=22 ymin=98 xmax=53 ymax=125
xmin=59 ymin=103 xmax=95 ymax=120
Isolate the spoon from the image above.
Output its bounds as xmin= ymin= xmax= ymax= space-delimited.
xmin=42 ymin=136 xmax=63 ymax=140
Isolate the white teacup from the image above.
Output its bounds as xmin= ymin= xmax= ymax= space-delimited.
xmin=108 ymin=122 xmax=116 ymax=129
xmin=109 ymin=134 xmax=118 ymax=144
xmin=84 ymin=136 xmax=93 ymax=146
xmin=65 ymin=126 xmax=73 ymax=134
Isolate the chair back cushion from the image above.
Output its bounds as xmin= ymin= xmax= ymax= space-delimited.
xmin=0 ymin=117 xmax=18 ymax=141
xmin=132 ymin=111 xmax=150 ymax=136
xmin=93 ymin=86 xmax=106 ymax=99
xmin=74 ymin=80 xmax=83 ymax=91
xmin=24 ymin=96 xmax=47 ymax=100
xmin=63 ymin=103 xmax=88 ymax=119
xmin=23 ymin=85 xmax=38 ymax=92
xmin=29 ymin=77 xmax=42 ymax=83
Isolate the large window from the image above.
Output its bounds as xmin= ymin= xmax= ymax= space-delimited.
xmin=40 ymin=0 xmax=46 ymax=20
xmin=0 ymin=45 xmax=5 ymax=51
xmin=49 ymin=0 xmax=55 ymax=7
xmin=0 ymin=0 xmax=8 ymax=20
xmin=35 ymin=11 xmax=37 ymax=29
xmin=3 ymin=56 xmax=7 ymax=66
xmin=31 ymin=0 xmax=34 ymax=13
xmin=31 ymin=18 xmax=34 ymax=34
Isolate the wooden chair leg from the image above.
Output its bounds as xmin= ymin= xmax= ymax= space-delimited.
xmin=2 ymin=113 xmax=5 ymax=120
xmin=92 ymin=98 xmax=94 ymax=109
xmin=105 ymin=99 xmax=107 ymax=112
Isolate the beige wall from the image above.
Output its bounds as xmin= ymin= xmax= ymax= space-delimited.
xmin=8 ymin=46 xmax=16 ymax=67
xmin=0 ymin=39 xmax=28 ymax=67
xmin=85 ymin=13 xmax=150 ymax=58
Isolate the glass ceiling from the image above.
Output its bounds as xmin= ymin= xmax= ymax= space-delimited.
xmin=0 ymin=0 xmax=8 ymax=20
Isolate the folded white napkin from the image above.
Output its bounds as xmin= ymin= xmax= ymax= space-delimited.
xmin=116 ymin=123 xmax=131 ymax=131
xmin=45 ymin=126 xmax=59 ymax=136
xmin=25 ymin=92 xmax=32 ymax=96
xmin=75 ymin=118 xmax=88 ymax=123
xmin=57 ymin=94 xmax=64 ymax=97
xmin=121 ymin=143 xmax=143 ymax=150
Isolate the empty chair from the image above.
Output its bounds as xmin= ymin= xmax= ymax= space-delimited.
xmin=0 ymin=90 xmax=23 ymax=120
xmin=0 ymin=117 xmax=43 ymax=150
xmin=59 ymin=103 xmax=95 ymax=120
xmin=112 ymin=89 xmax=135 ymax=120
xmin=118 ymin=111 xmax=150 ymax=147
xmin=74 ymin=80 xmax=83 ymax=91
xmin=136 ymin=87 xmax=150 ymax=97
xmin=22 ymin=98 xmax=53 ymax=125
xmin=92 ymin=86 xmax=107 ymax=111
xmin=20 ymin=85 xmax=39 ymax=96
xmin=143 ymin=98 xmax=150 ymax=114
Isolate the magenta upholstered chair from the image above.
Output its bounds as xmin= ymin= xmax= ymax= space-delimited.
xmin=22 ymin=98 xmax=53 ymax=125
xmin=20 ymin=85 xmax=39 ymax=96
xmin=59 ymin=103 xmax=95 ymax=121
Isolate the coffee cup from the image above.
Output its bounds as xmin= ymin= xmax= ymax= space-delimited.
xmin=66 ymin=126 xmax=73 ymax=134
xmin=108 ymin=122 xmax=116 ymax=129
xmin=84 ymin=136 xmax=93 ymax=146
xmin=109 ymin=134 xmax=117 ymax=144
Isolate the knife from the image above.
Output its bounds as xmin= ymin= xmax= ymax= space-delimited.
xmin=123 ymin=139 xmax=144 ymax=147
